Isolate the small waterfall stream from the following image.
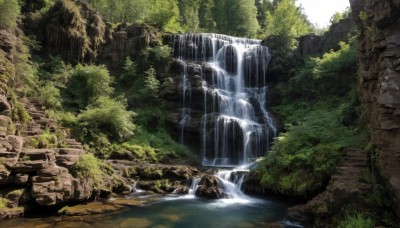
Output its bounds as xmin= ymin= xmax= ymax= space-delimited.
xmin=173 ymin=33 xmax=276 ymax=167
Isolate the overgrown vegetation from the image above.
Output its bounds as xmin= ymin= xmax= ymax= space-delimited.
xmin=338 ymin=213 xmax=374 ymax=228
xmin=254 ymin=36 xmax=364 ymax=196
xmin=0 ymin=0 xmax=20 ymax=30
xmin=71 ymin=153 xmax=104 ymax=186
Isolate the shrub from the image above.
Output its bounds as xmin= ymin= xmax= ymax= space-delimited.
xmin=256 ymin=98 xmax=363 ymax=196
xmin=76 ymin=96 xmax=136 ymax=142
xmin=9 ymin=91 xmax=30 ymax=124
xmin=140 ymin=67 xmax=160 ymax=100
xmin=64 ymin=64 xmax=114 ymax=110
xmin=338 ymin=213 xmax=374 ymax=228
xmin=71 ymin=153 xmax=103 ymax=183
xmin=37 ymin=83 xmax=62 ymax=109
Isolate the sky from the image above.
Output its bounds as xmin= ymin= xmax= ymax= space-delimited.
xmin=296 ymin=0 xmax=350 ymax=27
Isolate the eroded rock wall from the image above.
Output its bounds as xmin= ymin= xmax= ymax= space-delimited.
xmin=350 ymin=0 xmax=400 ymax=216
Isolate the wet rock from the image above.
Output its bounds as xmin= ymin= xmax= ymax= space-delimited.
xmin=195 ymin=175 xmax=226 ymax=199
xmin=58 ymin=202 xmax=123 ymax=216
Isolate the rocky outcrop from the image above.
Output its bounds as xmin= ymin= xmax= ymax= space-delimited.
xmin=195 ymin=175 xmax=226 ymax=199
xmin=100 ymin=23 xmax=161 ymax=69
xmin=295 ymin=17 xmax=357 ymax=59
xmin=286 ymin=149 xmax=371 ymax=222
xmin=350 ymin=0 xmax=400 ymax=217
xmin=107 ymin=160 xmax=199 ymax=194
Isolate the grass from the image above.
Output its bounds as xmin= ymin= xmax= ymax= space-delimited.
xmin=338 ymin=213 xmax=374 ymax=228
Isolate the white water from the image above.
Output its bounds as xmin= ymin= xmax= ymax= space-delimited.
xmin=173 ymin=33 xmax=276 ymax=167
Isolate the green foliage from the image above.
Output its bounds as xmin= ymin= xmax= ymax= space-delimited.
xmin=257 ymin=99 xmax=363 ymax=195
xmin=198 ymin=0 xmax=215 ymax=32
xmin=118 ymin=57 xmax=138 ymax=89
xmin=64 ymin=64 xmax=114 ymax=110
xmin=140 ymin=68 xmax=160 ymax=100
xmin=281 ymin=38 xmax=357 ymax=100
xmin=178 ymin=0 xmax=200 ymax=32
xmin=359 ymin=11 xmax=369 ymax=21
xmin=29 ymin=129 xmax=58 ymax=149
xmin=255 ymin=37 xmax=361 ymax=196
xmin=0 ymin=0 xmax=20 ymax=30
xmin=0 ymin=197 xmax=9 ymax=209
xmin=37 ymin=83 xmax=62 ymax=110
xmin=213 ymin=0 xmax=260 ymax=37
xmin=9 ymin=91 xmax=30 ymax=124
xmin=338 ymin=213 xmax=374 ymax=228
xmin=71 ymin=153 xmax=103 ymax=186
xmin=76 ymin=96 xmax=136 ymax=142
xmin=138 ymin=45 xmax=172 ymax=74
xmin=14 ymin=36 xmax=40 ymax=94
xmin=261 ymin=0 xmax=312 ymax=50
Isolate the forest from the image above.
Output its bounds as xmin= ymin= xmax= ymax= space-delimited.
xmin=0 ymin=0 xmax=399 ymax=227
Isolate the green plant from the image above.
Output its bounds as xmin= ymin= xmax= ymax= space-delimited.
xmin=71 ymin=154 xmax=104 ymax=186
xmin=76 ymin=96 xmax=136 ymax=142
xmin=9 ymin=91 xmax=30 ymax=124
xmin=256 ymin=98 xmax=363 ymax=196
xmin=338 ymin=212 xmax=374 ymax=228
xmin=63 ymin=64 xmax=114 ymax=110
xmin=37 ymin=83 xmax=62 ymax=109
xmin=359 ymin=11 xmax=368 ymax=21
xmin=0 ymin=0 xmax=20 ymax=30
xmin=0 ymin=197 xmax=9 ymax=209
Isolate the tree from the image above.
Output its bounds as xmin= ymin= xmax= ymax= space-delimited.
xmin=213 ymin=0 xmax=260 ymax=37
xmin=262 ymin=0 xmax=312 ymax=50
xmin=198 ymin=0 xmax=215 ymax=31
xmin=179 ymin=0 xmax=200 ymax=32
xmin=146 ymin=0 xmax=181 ymax=32
xmin=64 ymin=64 xmax=114 ymax=110
xmin=140 ymin=67 xmax=160 ymax=100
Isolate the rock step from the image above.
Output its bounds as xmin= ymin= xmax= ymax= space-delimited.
xmin=287 ymin=148 xmax=370 ymax=222
xmin=0 ymin=152 xmax=19 ymax=158
xmin=53 ymin=148 xmax=85 ymax=156
xmin=20 ymin=130 xmax=43 ymax=137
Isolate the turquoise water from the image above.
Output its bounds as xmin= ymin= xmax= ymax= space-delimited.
xmin=111 ymin=196 xmax=292 ymax=227
xmin=1 ymin=194 xmax=304 ymax=227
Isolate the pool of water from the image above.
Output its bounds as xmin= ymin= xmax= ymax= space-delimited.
xmin=2 ymin=193 xmax=304 ymax=228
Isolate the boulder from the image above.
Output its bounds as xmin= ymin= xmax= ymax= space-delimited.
xmin=31 ymin=165 xmax=93 ymax=205
xmin=6 ymin=135 xmax=24 ymax=152
xmin=195 ymin=175 xmax=226 ymax=199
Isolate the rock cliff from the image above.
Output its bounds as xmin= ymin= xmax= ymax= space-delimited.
xmin=350 ymin=0 xmax=400 ymax=216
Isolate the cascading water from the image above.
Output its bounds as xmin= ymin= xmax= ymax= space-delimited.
xmin=173 ymin=33 xmax=276 ymax=167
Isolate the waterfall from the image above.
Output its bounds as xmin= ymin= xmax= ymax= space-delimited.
xmin=173 ymin=33 xmax=276 ymax=166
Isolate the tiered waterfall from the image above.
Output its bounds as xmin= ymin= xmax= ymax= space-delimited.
xmin=172 ymin=33 xmax=276 ymax=166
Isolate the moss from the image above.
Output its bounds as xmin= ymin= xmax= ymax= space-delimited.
xmin=71 ymin=154 xmax=104 ymax=187
xmin=9 ymin=91 xmax=30 ymax=124
xmin=0 ymin=198 xmax=9 ymax=209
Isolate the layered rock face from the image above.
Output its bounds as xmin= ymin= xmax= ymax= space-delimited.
xmin=100 ymin=23 xmax=161 ymax=69
xmin=295 ymin=17 xmax=357 ymax=58
xmin=350 ymin=0 xmax=400 ymax=216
